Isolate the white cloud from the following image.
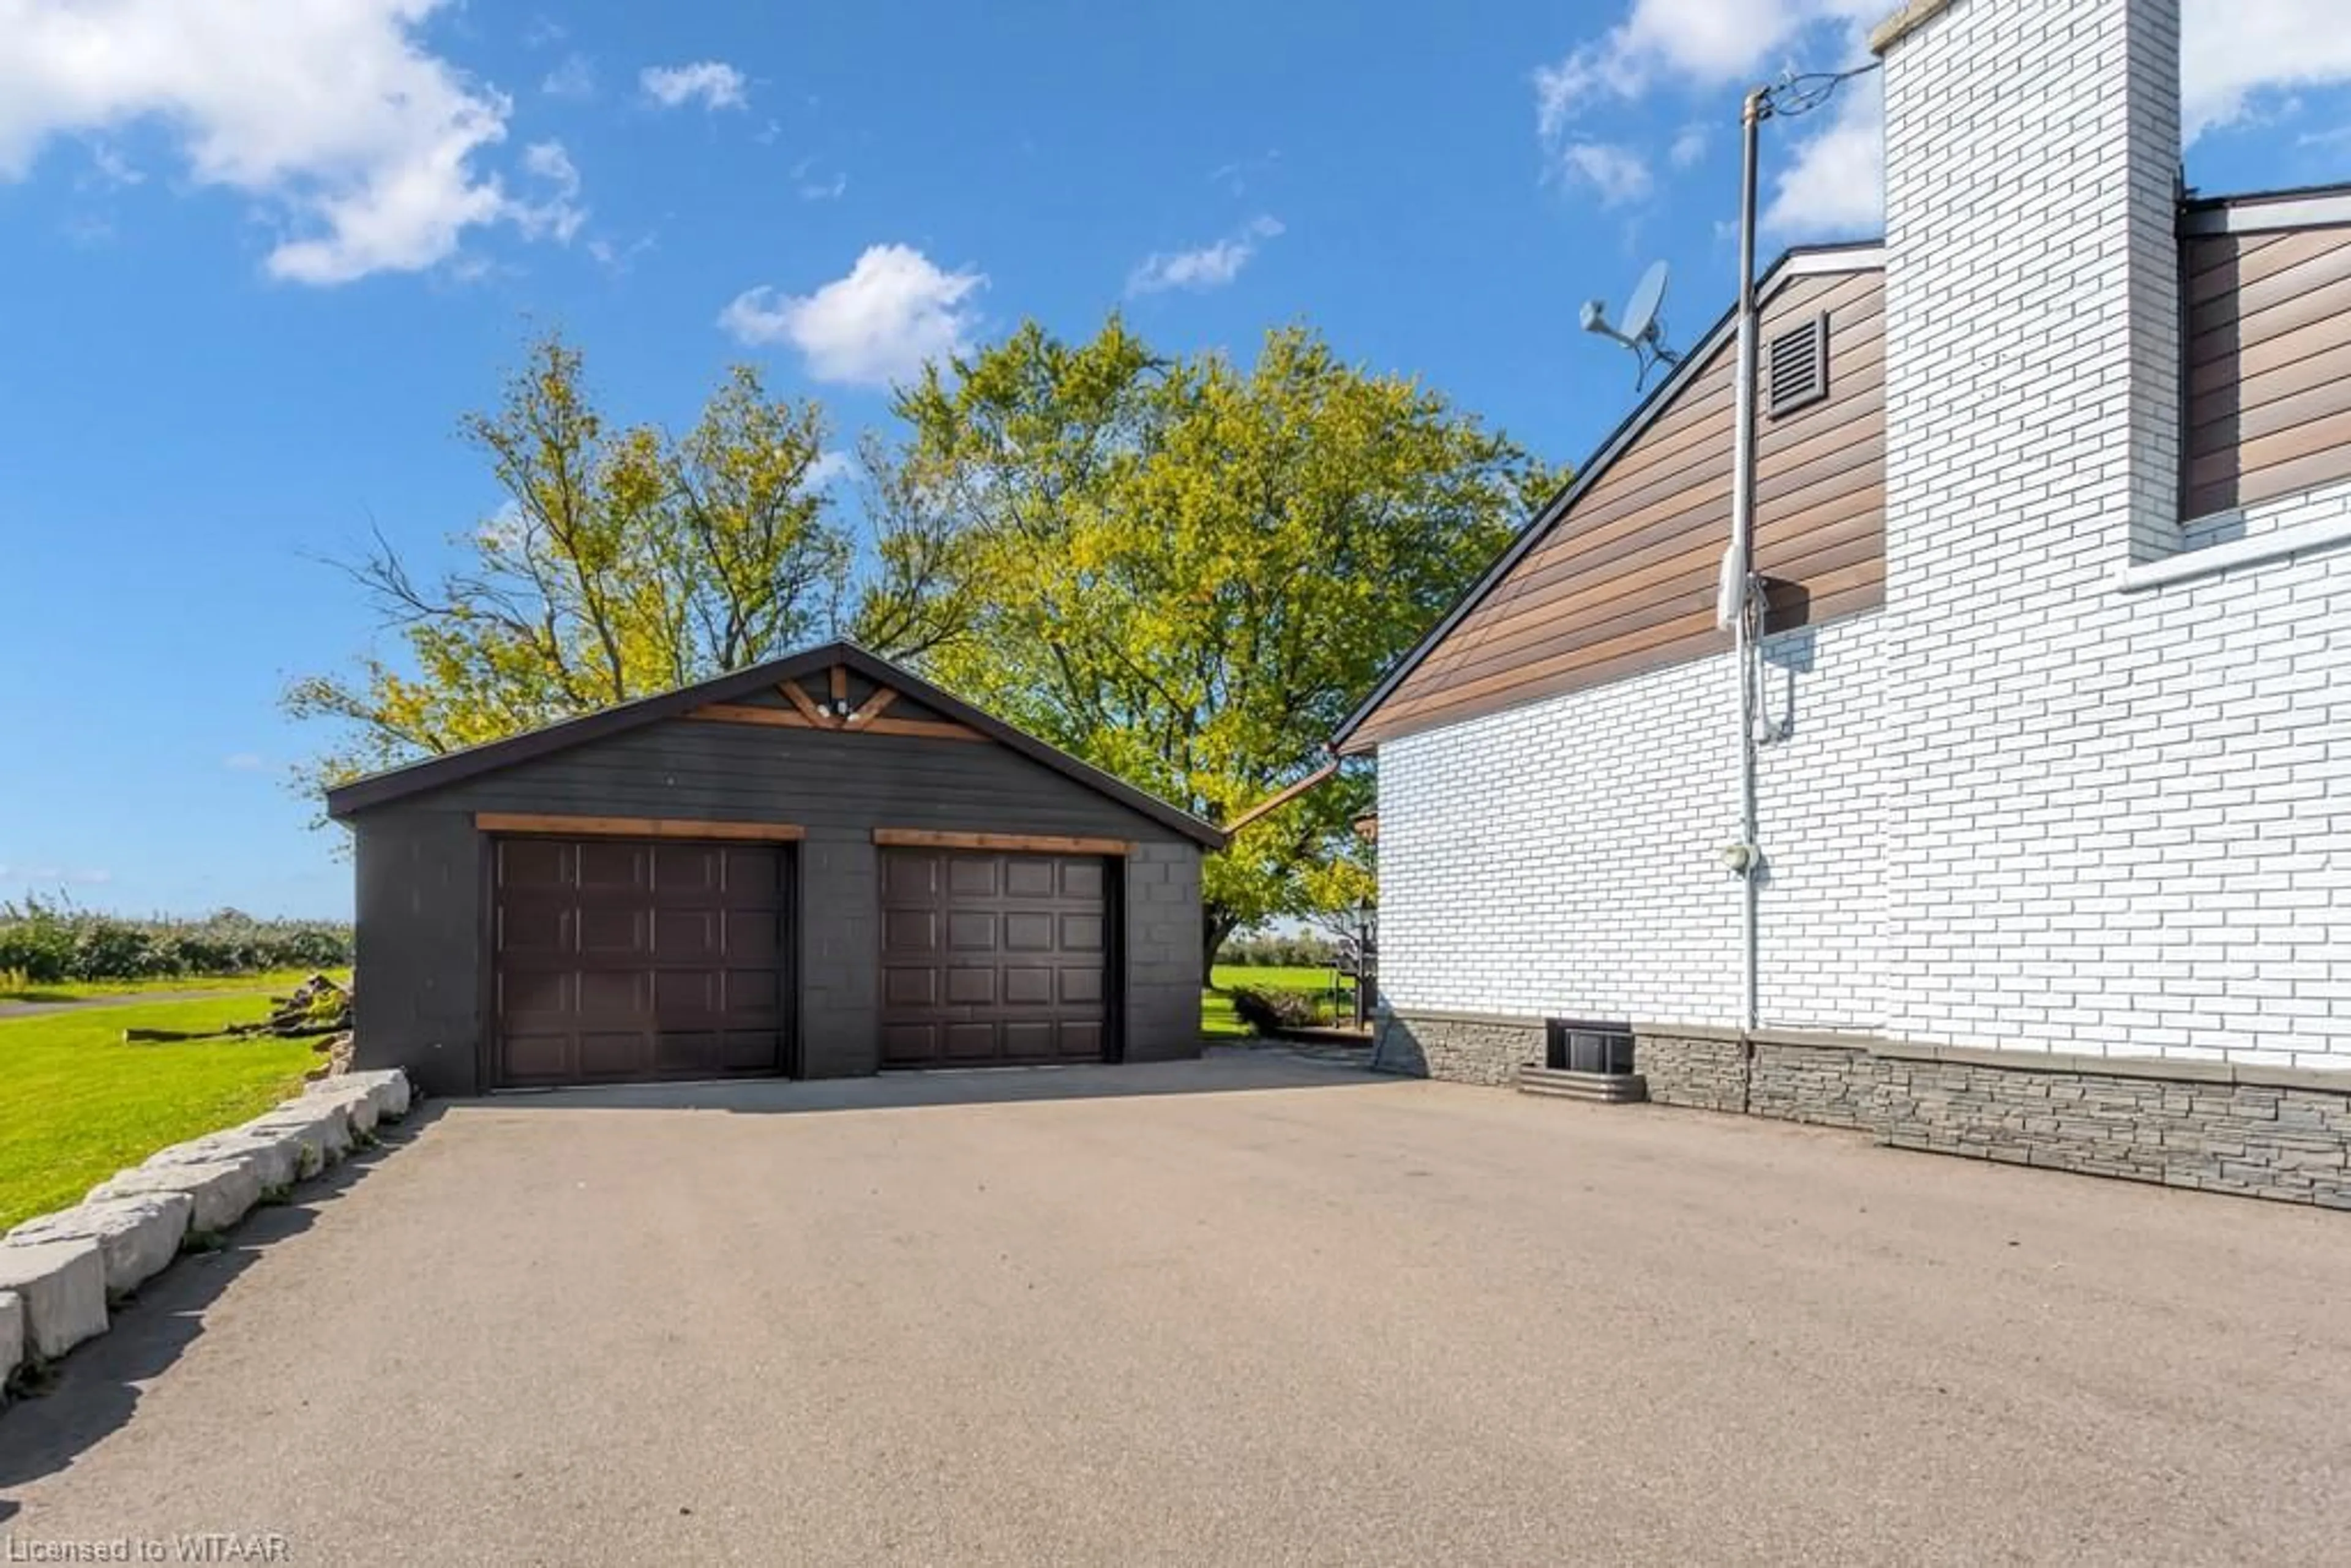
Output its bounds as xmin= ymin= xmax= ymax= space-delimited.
xmin=1533 ymin=1 xmax=1875 ymax=217
xmin=640 ymin=61 xmax=748 ymax=111
xmin=587 ymin=229 xmax=658 ymax=276
xmin=1127 ymin=214 xmax=1283 ymax=295
xmin=83 ymin=140 xmax=142 ymax=189
xmin=1538 ymin=0 xmax=2351 ymax=240
xmin=1535 ymin=1 xmax=1878 ymax=132
xmin=2182 ymin=0 xmax=2351 ymax=136
xmin=541 ymin=53 xmax=596 ymax=101
xmin=1207 ymin=149 xmax=1281 ymax=197
xmin=792 ymin=157 xmax=847 ymax=201
xmin=0 ymin=0 xmax=579 ymax=284
xmin=223 ymin=752 xmax=268 ymax=772
xmin=1763 ymin=70 xmax=1884 ymax=238
xmin=1556 ymin=141 xmax=1654 ymax=206
xmin=806 ymin=449 xmax=855 ymax=488
xmin=512 ymin=139 xmax=585 ymax=242
xmin=719 ymin=244 xmax=985 ymax=387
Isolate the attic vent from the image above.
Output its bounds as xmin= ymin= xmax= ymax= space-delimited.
xmin=1767 ymin=312 xmax=1830 ymax=418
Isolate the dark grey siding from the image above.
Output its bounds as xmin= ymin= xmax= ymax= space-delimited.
xmin=350 ymin=714 xmax=1204 ymax=1097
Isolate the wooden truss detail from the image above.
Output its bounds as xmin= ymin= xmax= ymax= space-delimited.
xmin=686 ymin=671 xmax=981 ymax=742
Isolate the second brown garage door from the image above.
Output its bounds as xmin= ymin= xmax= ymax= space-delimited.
xmin=879 ymin=847 xmax=1110 ymax=1067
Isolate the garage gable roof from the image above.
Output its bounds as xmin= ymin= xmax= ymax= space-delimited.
xmin=323 ymin=642 xmax=1228 ymax=847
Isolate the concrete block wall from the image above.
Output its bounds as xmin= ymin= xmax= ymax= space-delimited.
xmin=1123 ymin=842 xmax=1207 ymax=1063
xmin=798 ymin=828 xmax=880 ymax=1079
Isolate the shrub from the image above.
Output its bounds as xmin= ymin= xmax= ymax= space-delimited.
xmin=1226 ymin=986 xmax=1319 ymax=1035
xmin=0 ymin=897 xmax=353 ymax=983
xmin=1218 ymin=932 xmax=1340 ymax=969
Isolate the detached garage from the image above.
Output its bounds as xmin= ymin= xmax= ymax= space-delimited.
xmin=324 ymin=643 xmax=1222 ymax=1098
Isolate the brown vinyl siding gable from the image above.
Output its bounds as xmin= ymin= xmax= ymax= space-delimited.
xmin=2182 ymin=225 xmax=2351 ymax=519
xmin=1344 ymin=266 xmax=1885 ymax=752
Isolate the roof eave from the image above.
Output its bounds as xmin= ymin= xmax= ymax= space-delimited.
xmin=1330 ymin=241 xmax=1885 ymax=754
xmin=322 ymin=640 xmax=1226 ymax=850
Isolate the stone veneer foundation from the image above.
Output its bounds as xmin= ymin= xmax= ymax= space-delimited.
xmin=1373 ymin=1010 xmax=2351 ymax=1209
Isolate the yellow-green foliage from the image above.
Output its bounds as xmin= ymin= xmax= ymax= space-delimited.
xmin=862 ymin=318 xmax=1565 ymax=961
xmin=287 ymin=334 xmax=852 ymax=788
xmin=290 ymin=321 xmax=1561 ymax=975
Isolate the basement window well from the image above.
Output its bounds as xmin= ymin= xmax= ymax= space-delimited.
xmin=1545 ymin=1018 xmax=1635 ymax=1076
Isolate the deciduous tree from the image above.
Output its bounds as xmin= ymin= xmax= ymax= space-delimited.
xmin=857 ymin=318 xmax=1562 ymax=974
xmin=287 ymin=334 xmax=854 ymax=787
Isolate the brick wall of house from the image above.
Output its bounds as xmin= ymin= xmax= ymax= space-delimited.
xmin=1377 ymin=613 xmax=1889 ymax=1038
xmin=1877 ymin=0 xmax=2351 ymax=1070
xmin=1374 ymin=0 xmax=2351 ymax=1078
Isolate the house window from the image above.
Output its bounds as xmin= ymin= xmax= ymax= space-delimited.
xmin=1767 ymin=312 xmax=1830 ymax=418
xmin=1545 ymin=1018 xmax=1635 ymax=1076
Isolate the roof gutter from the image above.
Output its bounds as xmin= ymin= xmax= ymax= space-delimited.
xmin=1223 ymin=756 xmax=1340 ymax=835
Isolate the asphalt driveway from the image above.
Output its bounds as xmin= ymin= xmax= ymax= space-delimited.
xmin=4 ymin=1053 xmax=2347 ymax=1565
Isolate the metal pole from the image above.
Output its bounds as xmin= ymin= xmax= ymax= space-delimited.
xmin=1728 ymin=86 xmax=1767 ymax=1036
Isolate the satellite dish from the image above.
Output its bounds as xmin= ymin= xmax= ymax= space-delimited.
xmin=1580 ymin=259 xmax=1683 ymax=388
xmin=1621 ymin=260 xmax=1669 ymax=350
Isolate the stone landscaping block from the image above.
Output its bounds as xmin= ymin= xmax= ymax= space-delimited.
xmin=316 ymin=1068 xmax=411 ymax=1122
xmin=295 ymin=1079 xmax=380 ymax=1136
xmin=91 ymin=1158 xmax=264 ymax=1235
xmin=8 ymin=1194 xmax=192 ymax=1299
xmin=0 ymin=1237 xmax=108 ymax=1360
xmin=245 ymin=1102 xmax=355 ymax=1169
xmin=0 ymin=1289 xmax=21 ymax=1390
xmin=150 ymin=1127 xmax=306 ymax=1192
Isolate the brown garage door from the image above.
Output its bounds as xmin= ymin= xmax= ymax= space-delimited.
xmin=879 ymin=848 xmax=1109 ymax=1068
xmin=492 ymin=836 xmax=789 ymax=1087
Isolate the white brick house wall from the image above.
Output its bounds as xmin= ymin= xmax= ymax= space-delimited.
xmin=1379 ymin=613 xmax=1889 ymax=1035
xmin=1878 ymin=0 xmax=2351 ymax=1069
xmin=1373 ymin=0 xmax=2351 ymax=1071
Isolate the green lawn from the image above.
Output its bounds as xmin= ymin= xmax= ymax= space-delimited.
xmin=0 ymin=995 xmax=317 ymax=1231
xmin=0 ymin=967 xmax=350 ymax=1006
xmin=1202 ymin=963 xmax=1358 ymax=1039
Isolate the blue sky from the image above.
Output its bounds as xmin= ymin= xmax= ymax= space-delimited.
xmin=4 ymin=0 xmax=2348 ymax=918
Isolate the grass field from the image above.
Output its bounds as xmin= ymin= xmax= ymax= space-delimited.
xmin=0 ymin=967 xmax=348 ymax=1006
xmin=0 ymin=994 xmax=316 ymax=1231
xmin=1202 ymin=963 xmax=1357 ymax=1039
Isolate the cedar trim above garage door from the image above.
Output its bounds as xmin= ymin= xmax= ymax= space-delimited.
xmin=475 ymin=812 xmax=804 ymax=842
xmin=873 ymin=828 xmax=1133 ymax=855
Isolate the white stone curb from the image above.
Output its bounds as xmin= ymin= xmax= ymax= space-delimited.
xmin=0 ymin=1239 xmax=107 ymax=1363
xmin=147 ymin=1127 xmax=308 ymax=1193
xmin=8 ymin=1193 xmax=192 ymax=1300
xmin=0 ymin=1067 xmax=411 ymax=1400
xmin=0 ymin=1291 xmax=23 ymax=1393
